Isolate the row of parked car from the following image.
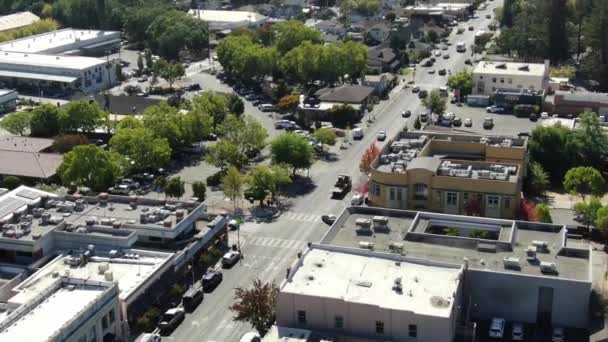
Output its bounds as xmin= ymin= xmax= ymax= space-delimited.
xmin=489 ymin=318 xmax=565 ymax=341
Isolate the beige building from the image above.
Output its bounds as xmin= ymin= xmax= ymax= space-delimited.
xmin=368 ymin=131 xmax=527 ymax=219
xmin=472 ymin=60 xmax=549 ymax=95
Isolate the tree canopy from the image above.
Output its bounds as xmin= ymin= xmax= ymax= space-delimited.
xmin=58 ymin=100 xmax=108 ymax=133
xmin=270 ymin=133 xmax=314 ymax=175
xmin=29 ymin=104 xmax=60 ymax=138
xmin=229 ymin=279 xmax=278 ymax=335
xmin=447 ymin=70 xmax=474 ymax=100
xmin=245 ymin=165 xmax=291 ymax=205
xmin=0 ymin=111 xmax=31 ymax=136
xmin=57 ymin=145 xmax=126 ymax=191
xmin=109 ymin=128 xmax=172 ymax=172
xmin=422 ymin=89 xmax=447 ymax=116
xmin=563 ymin=166 xmax=605 ymax=200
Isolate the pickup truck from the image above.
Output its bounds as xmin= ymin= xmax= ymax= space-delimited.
xmin=331 ymin=175 xmax=352 ymax=199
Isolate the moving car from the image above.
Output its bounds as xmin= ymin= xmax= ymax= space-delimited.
xmin=464 ymin=118 xmax=473 ymax=127
xmin=351 ymin=194 xmax=364 ymax=205
xmin=202 ymin=271 xmax=223 ymax=292
xmin=157 ymin=308 xmax=185 ymax=335
xmin=377 ymin=130 xmax=387 ymax=141
xmin=488 ymin=318 xmax=505 ymax=339
xmin=401 ymin=110 xmax=411 ymax=118
xmin=352 ymin=128 xmax=364 ymax=140
xmin=332 ymin=175 xmax=352 ymax=199
xmin=512 ymin=322 xmax=525 ymax=341
xmin=222 ymin=251 xmax=241 ymax=268
xmin=483 ymin=117 xmax=494 ymax=129
xmin=321 ymin=214 xmax=337 ymax=225
xmin=486 ymin=105 xmax=505 ymax=113
xmin=182 ymin=284 xmax=204 ymax=312
xmin=552 ymin=327 xmax=565 ymax=342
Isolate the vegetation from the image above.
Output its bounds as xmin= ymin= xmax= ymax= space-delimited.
xmin=164 ymin=176 xmax=185 ymax=199
xmin=29 ymin=104 xmax=60 ymax=138
xmin=59 ymin=100 xmax=109 ymax=133
xmin=109 ymin=128 xmax=172 ymax=173
xmin=447 ymin=70 xmax=474 ymax=100
xmin=207 ymin=115 xmax=268 ymax=170
xmin=191 ymin=181 xmax=207 ymax=202
xmin=57 ymin=145 xmax=126 ymax=191
xmin=223 ymin=166 xmax=244 ymax=211
xmin=525 ymin=162 xmax=550 ymax=196
xmin=1 ymin=176 xmax=22 ymax=190
xmin=312 ymin=128 xmax=337 ymax=146
xmin=245 ymin=165 xmax=292 ymax=206
xmin=470 ymin=229 xmax=489 ymax=239
xmin=359 ymin=143 xmax=381 ymax=173
xmin=156 ymin=59 xmax=185 ymax=89
xmin=278 ymin=95 xmax=300 ymax=112
xmin=270 ymin=133 xmax=314 ymax=175
xmin=535 ymin=203 xmax=553 ymax=223
xmin=422 ymin=89 xmax=447 ymax=116
xmin=563 ymin=166 xmax=605 ymax=201
xmin=0 ymin=112 xmax=32 ymax=136
xmin=574 ymin=197 xmax=603 ymax=230
xmin=229 ymin=279 xmax=278 ymax=335
xmin=0 ymin=18 xmax=59 ymax=43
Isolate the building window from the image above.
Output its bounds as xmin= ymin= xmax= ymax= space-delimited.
xmin=463 ymin=192 xmax=469 ymax=202
xmin=508 ymin=78 xmax=513 ymax=84
xmin=390 ymin=188 xmax=395 ymax=200
xmin=109 ymin=309 xmax=115 ymax=324
xmin=102 ymin=316 xmax=108 ymax=330
xmin=479 ymin=75 xmax=483 ymax=79
xmin=492 ymin=77 xmax=497 ymax=83
xmin=504 ymin=197 xmax=511 ymax=209
xmin=297 ymin=310 xmax=306 ymax=324
xmin=446 ymin=192 xmax=457 ymax=206
xmin=397 ymin=188 xmax=402 ymax=201
xmin=488 ymin=195 xmax=499 ymax=207
xmin=334 ymin=315 xmax=344 ymax=329
xmin=414 ymin=184 xmax=428 ymax=200
xmin=375 ymin=321 xmax=385 ymax=334
xmin=409 ymin=324 xmax=418 ymax=337
xmin=500 ymin=78 xmax=504 ymax=83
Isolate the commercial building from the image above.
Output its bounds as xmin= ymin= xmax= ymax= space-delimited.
xmin=0 ymin=89 xmax=17 ymax=114
xmin=368 ymin=131 xmax=527 ymax=219
xmin=0 ymin=277 xmax=122 ymax=342
xmin=0 ymin=12 xmax=40 ymax=33
xmin=188 ymin=9 xmax=268 ymax=31
xmin=0 ymin=28 xmax=121 ymax=56
xmin=274 ymin=206 xmax=591 ymax=340
xmin=547 ymin=91 xmax=608 ymax=117
xmin=493 ymin=89 xmax=544 ymax=110
xmin=401 ymin=3 xmax=471 ymax=19
xmin=473 ymin=60 xmax=549 ymax=96
xmin=301 ymin=84 xmax=375 ymax=114
xmin=0 ymin=135 xmax=63 ymax=180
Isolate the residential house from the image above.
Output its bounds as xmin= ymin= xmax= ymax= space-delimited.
xmin=367 ymin=46 xmax=400 ymax=73
xmin=363 ymin=73 xmax=396 ymax=96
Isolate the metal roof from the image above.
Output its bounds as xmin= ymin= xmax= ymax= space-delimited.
xmin=0 ymin=197 xmax=26 ymax=220
xmin=0 ymin=70 xmax=77 ymax=83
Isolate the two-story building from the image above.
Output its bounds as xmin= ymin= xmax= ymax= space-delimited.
xmin=473 ymin=60 xmax=549 ymax=96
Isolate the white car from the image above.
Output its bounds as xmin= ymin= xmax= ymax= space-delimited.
xmin=488 ymin=318 xmax=505 ymax=338
xmin=512 ymin=322 xmax=524 ymax=341
xmin=552 ymin=327 xmax=565 ymax=342
xmin=377 ymin=130 xmax=387 ymax=141
xmin=434 ymin=50 xmax=442 ymax=57
xmin=240 ymin=332 xmax=261 ymax=342
xmin=540 ymin=112 xmax=550 ymax=119
xmin=351 ymin=194 xmax=364 ymax=205
xmin=444 ymin=112 xmax=455 ymax=120
xmin=464 ymin=118 xmax=473 ymax=127
xmin=221 ymin=251 xmax=241 ymax=267
xmin=352 ymin=128 xmax=364 ymax=140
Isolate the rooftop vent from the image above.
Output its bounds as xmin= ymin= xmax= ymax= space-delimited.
xmin=430 ymin=296 xmax=451 ymax=308
xmin=518 ymin=65 xmax=530 ymax=71
xmin=306 ymin=275 xmax=315 ymax=281
xmin=495 ymin=63 xmax=507 ymax=69
xmin=314 ymin=262 xmax=323 ymax=268
xmin=356 ymin=280 xmax=373 ymax=287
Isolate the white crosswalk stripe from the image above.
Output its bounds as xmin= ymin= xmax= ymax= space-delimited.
xmin=282 ymin=211 xmax=322 ymax=223
xmin=246 ymin=236 xmax=308 ymax=250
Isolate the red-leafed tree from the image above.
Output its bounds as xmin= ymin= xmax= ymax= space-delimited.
xmin=229 ymin=279 xmax=278 ymax=335
xmin=354 ymin=173 xmax=370 ymax=194
xmin=359 ymin=143 xmax=381 ymax=172
xmin=516 ymin=198 xmax=538 ymax=222
xmin=464 ymin=197 xmax=481 ymax=216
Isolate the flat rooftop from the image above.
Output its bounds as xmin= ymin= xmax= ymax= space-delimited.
xmin=473 ymin=61 xmax=547 ymax=77
xmin=0 ymin=51 xmax=106 ymax=70
xmin=0 ymin=28 xmax=119 ymax=54
xmin=283 ymin=246 xmax=462 ymax=317
xmin=188 ymin=9 xmax=267 ymax=23
xmin=0 ymin=12 xmax=40 ymax=33
xmin=0 ymin=186 xmax=57 ymax=241
xmin=13 ymin=250 xmax=173 ymax=303
xmin=321 ymin=207 xmax=591 ymax=282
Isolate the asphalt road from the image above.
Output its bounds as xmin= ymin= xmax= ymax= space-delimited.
xmin=162 ymin=2 xmax=540 ymax=341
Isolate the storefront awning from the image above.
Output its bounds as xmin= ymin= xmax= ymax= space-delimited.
xmin=0 ymin=70 xmax=77 ymax=83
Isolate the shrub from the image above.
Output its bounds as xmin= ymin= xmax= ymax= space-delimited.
xmin=2 ymin=176 xmax=21 ymax=190
xmin=206 ymin=171 xmax=224 ymax=187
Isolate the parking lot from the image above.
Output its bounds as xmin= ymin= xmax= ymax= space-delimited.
xmin=475 ymin=319 xmax=588 ymax=342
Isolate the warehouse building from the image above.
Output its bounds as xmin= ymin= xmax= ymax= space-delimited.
xmin=473 ymin=60 xmax=549 ymax=96
xmin=0 ymin=11 xmax=40 ymax=34
xmin=0 ymin=28 xmax=121 ymax=56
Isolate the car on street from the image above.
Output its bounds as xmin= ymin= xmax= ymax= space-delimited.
xmin=465 ymin=58 xmax=472 ymax=65
xmin=540 ymin=112 xmax=550 ymax=119
xmin=438 ymin=69 xmax=447 ymax=76
xmin=259 ymin=104 xmax=278 ymax=112
xmin=552 ymin=327 xmax=565 ymax=342
xmin=443 ymin=53 xmax=450 ymax=59
xmin=486 ymin=105 xmax=505 ymax=113
xmin=428 ymin=69 xmax=436 ymax=74
xmin=464 ymin=118 xmax=473 ymax=127
xmin=486 ymin=14 xmax=492 ymax=19
xmin=418 ymin=89 xmax=428 ymax=98
xmin=157 ymin=307 xmax=185 ymax=335
xmin=352 ymin=127 xmax=364 ymax=140
xmin=240 ymin=332 xmax=261 ymax=342
xmin=182 ymin=284 xmax=204 ymax=312
xmin=452 ymin=117 xmax=462 ymax=127
xmin=483 ymin=117 xmax=494 ymax=129
xmin=222 ymin=251 xmax=241 ymax=268
xmin=402 ymin=110 xmax=411 ymax=118
xmin=412 ymin=86 xmax=420 ymax=93
xmin=109 ymin=184 xmax=130 ymax=195
xmin=137 ymin=75 xmax=148 ymax=82
xmin=377 ymin=130 xmax=387 ymax=141
xmin=351 ymin=194 xmax=364 ymax=205
xmin=202 ymin=271 xmax=223 ymax=292
xmin=529 ymin=113 xmax=538 ymax=121
xmin=468 ymin=25 xmax=474 ymax=31
xmin=321 ymin=214 xmax=337 ymax=225
xmin=275 ymin=120 xmax=293 ymax=129
xmin=488 ymin=317 xmax=505 ymax=339
xmin=512 ymin=322 xmax=525 ymax=341
xmin=441 ymin=45 xmax=448 ymax=50
xmin=434 ymin=50 xmax=442 ymax=57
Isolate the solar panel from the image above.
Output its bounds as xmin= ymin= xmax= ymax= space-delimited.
xmin=16 ymin=188 xmax=41 ymax=201
xmin=0 ymin=197 xmax=27 ymax=219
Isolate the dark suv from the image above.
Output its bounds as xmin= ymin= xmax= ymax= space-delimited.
xmin=202 ymin=271 xmax=223 ymax=292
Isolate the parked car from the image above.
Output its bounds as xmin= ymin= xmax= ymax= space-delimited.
xmin=351 ymin=194 xmax=364 ymax=205
xmin=137 ymin=75 xmax=148 ymax=83
xmin=221 ymin=251 xmax=241 ymax=268
xmin=468 ymin=25 xmax=474 ymax=31
xmin=486 ymin=105 xmax=505 ymax=113
xmin=202 ymin=271 xmax=223 ymax=292
xmin=529 ymin=113 xmax=538 ymax=121
xmin=540 ymin=112 xmax=550 ymax=119
xmin=157 ymin=308 xmax=185 ymax=335
xmin=377 ymin=130 xmax=387 ymax=141
xmin=259 ymin=104 xmax=278 ymax=112
xmin=108 ymin=184 xmax=130 ymax=195
xmin=443 ymin=53 xmax=450 ymax=59
xmin=321 ymin=214 xmax=337 ymax=225
xmin=512 ymin=323 xmax=525 ymax=341
xmin=483 ymin=117 xmax=494 ymax=129
xmin=274 ymin=120 xmax=292 ymax=129
xmin=136 ymin=333 xmax=161 ymax=342
xmin=552 ymin=327 xmax=565 ymax=342
xmin=352 ymin=128 xmax=364 ymax=140
xmin=182 ymin=284 xmax=204 ymax=312
xmin=240 ymin=332 xmax=261 ymax=342
xmin=412 ymin=86 xmax=420 ymax=93
xmin=418 ymin=90 xmax=428 ymax=98
xmin=402 ymin=110 xmax=411 ymax=118
xmin=488 ymin=318 xmax=505 ymax=339
xmin=434 ymin=50 xmax=442 ymax=57
xmin=464 ymin=118 xmax=473 ymax=127
xmin=438 ymin=69 xmax=447 ymax=76
xmin=186 ymin=83 xmax=202 ymax=91
xmin=428 ymin=69 xmax=436 ymax=74
xmin=441 ymin=45 xmax=448 ymax=50
xmin=452 ymin=117 xmax=462 ymax=127
xmin=464 ymin=59 xmax=472 ymax=65
xmin=486 ymin=14 xmax=492 ymax=19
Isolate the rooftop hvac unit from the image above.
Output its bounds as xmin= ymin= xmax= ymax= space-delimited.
xmin=74 ymin=199 xmax=85 ymax=212
xmin=98 ymin=262 xmax=109 ymax=274
xmin=526 ymin=246 xmax=537 ymax=261
xmin=48 ymin=215 xmax=64 ymax=224
xmin=108 ymin=250 xmax=119 ymax=258
xmin=532 ymin=240 xmax=549 ymax=252
xmin=372 ymin=216 xmax=389 ymax=225
xmin=359 ymin=241 xmax=374 ymax=250
xmin=540 ymin=261 xmax=557 ymax=274
xmin=85 ymin=217 xmax=97 ymax=226
xmin=104 ymin=270 xmax=114 ymax=281
xmin=355 ymin=218 xmax=372 ymax=228
xmin=503 ymin=257 xmax=521 ymax=270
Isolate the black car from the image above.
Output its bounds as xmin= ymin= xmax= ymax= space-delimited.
xmin=157 ymin=308 xmax=185 ymax=335
xmin=465 ymin=59 xmax=472 ymax=65
xmin=452 ymin=117 xmax=462 ymax=127
xmin=529 ymin=113 xmax=538 ymax=121
xmin=187 ymin=83 xmax=202 ymax=91
xmin=438 ymin=69 xmax=447 ymax=76
xmin=182 ymin=284 xmax=204 ymax=312
xmin=418 ymin=90 xmax=428 ymax=98
xmin=402 ymin=110 xmax=411 ymax=118
xmin=202 ymin=271 xmax=223 ymax=292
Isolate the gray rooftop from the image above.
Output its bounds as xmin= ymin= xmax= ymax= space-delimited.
xmin=558 ymin=91 xmax=608 ymax=104
xmin=320 ymin=207 xmax=591 ymax=282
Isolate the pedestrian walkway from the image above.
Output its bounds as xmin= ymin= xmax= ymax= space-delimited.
xmin=281 ymin=211 xmax=322 ymax=223
xmin=245 ymin=236 xmax=308 ymax=250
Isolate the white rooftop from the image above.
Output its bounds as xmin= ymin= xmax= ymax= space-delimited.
xmin=0 ymin=12 xmax=40 ymax=33
xmin=473 ymin=61 xmax=548 ymax=77
xmin=0 ymin=51 xmax=106 ymax=70
xmin=0 ymin=185 xmax=56 ymax=222
xmin=0 ymin=283 xmax=106 ymax=341
xmin=262 ymin=326 xmax=312 ymax=342
xmin=0 ymin=28 xmax=119 ymax=54
xmin=282 ymin=247 xmax=462 ymax=317
xmin=12 ymin=250 xmax=174 ymax=304
xmin=188 ymin=9 xmax=267 ymax=24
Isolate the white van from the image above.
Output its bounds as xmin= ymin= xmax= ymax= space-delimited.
xmin=456 ymin=42 xmax=466 ymax=52
xmin=352 ymin=128 xmax=364 ymax=140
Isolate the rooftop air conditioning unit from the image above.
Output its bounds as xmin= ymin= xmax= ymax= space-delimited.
xmin=503 ymin=257 xmax=520 ymax=270
xmin=540 ymin=261 xmax=557 ymax=274
xmin=359 ymin=241 xmax=374 ymax=250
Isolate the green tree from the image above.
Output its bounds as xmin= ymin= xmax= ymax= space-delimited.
xmin=272 ymin=20 xmax=322 ymax=54
xmin=447 ymin=70 xmax=474 ymax=100
xmin=109 ymin=128 xmax=172 ymax=172
xmin=142 ymin=102 xmax=186 ymax=148
xmin=164 ymin=176 xmax=185 ymax=199
xmin=572 ymin=112 xmax=608 ymax=171
xmin=446 ymin=227 xmax=460 ymax=236
xmin=154 ymin=175 xmax=167 ymax=192
xmin=564 ymin=166 xmax=605 ymax=201
xmin=137 ymin=53 xmax=144 ymax=74
xmin=594 ymin=206 xmax=608 ymax=235
xmin=57 ymin=145 xmax=126 ymax=191
xmin=0 ymin=111 xmax=31 ymax=135
xmin=228 ymin=93 xmax=245 ymax=116
xmin=535 ymin=203 xmax=553 ymax=223
xmin=191 ymin=181 xmax=207 ymax=202
xmin=58 ymin=100 xmax=108 ymax=133
xmin=422 ymin=89 xmax=447 ymax=117
xmin=426 ymin=30 xmax=439 ymax=44
xmin=414 ymin=115 xmax=421 ymax=129
xmin=229 ymin=279 xmax=278 ymax=335
xmin=278 ymin=95 xmax=300 ymax=112
xmin=245 ymin=165 xmax=292 ymax=206
xmin=29 ymin=104 xmax=60 ymax=137
xmin=2 ymin=176 xmax=21 ymax=190
xmin=156 ymin=59 xmax=185 ymax=90
xmin=525 ymin=162 xmax=550 ymax=195
xmin=547 ymin=0 xmax=570 ymax=63
xmin=574 ymin=197 xmax=603 ymax=229
xmin=223 ymin=166 xmax=244 ymax=211
xmin=191 ymin=92 xmax=229 ymax=128
xmin=218 ymin=115 xmax=268 ymax=159
xmin=582 ymin=1 xmax=608 ymax=89
xmin=502 ymin=0 xmax=514 ymax=27
xmin=144 ymin=49 xmax=153 ymax=69
xmin=385 ymin=12 xmax=396 ymax=22
xmin=116 ymin=116 xmax=143 ymax=130
xmin=207 ymin=140 xmax=244 ymax=171
xmin=313 ymin=128 xmax=337 ymax=146
xmin=528 ymin=124 xmax=575 ymax=183
xmin=470 ymin=229 xmax=489 ymax=239
xmin=271 ymin=133 xmax=314 ymax=175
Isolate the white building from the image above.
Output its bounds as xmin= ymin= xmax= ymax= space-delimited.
xmin=188 ymin=9 xmax=268 ymax=31
xmin=472 ymin=60 xmax=549 ymax=95
xmin=277 ymin=245 xmax=463 ymax=341
xmin=0 ymin=28 xmax=121 ymax=56
xmin=0 ymin=89 xmax=17 ymax=113
xmin=0 ymin=12 xmax=40 ymax=33
xmin=0 ymin=277 xmax=122 ymax=342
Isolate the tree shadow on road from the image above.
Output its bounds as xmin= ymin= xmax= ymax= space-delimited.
xmin=282 ymin=175 xmax=317 ymax=198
